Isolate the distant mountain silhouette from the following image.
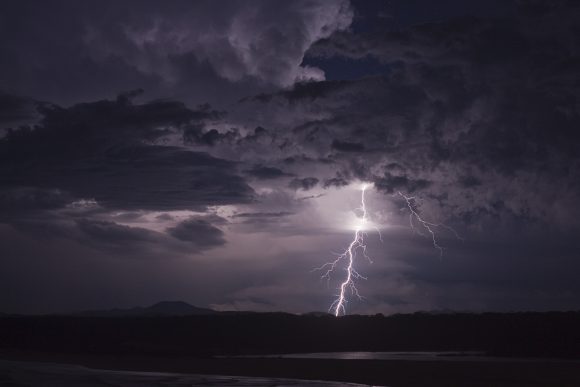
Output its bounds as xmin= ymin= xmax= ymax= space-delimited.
xmin=77 ymin=301 xmax=217 ymax=317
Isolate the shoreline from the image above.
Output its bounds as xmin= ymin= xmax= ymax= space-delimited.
xmin=1 ymin=350 xmax=580 ymax=386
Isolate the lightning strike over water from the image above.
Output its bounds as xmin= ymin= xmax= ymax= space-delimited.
xmin=316 ymin=184 xmax=373 ymax=317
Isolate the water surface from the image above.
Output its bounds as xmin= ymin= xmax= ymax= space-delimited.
xmin=0 ymin=360 xmax=372 ymax=387
xmin=247 ymin=351 xmax=579 ymax=363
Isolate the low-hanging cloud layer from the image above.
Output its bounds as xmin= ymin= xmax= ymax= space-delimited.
xmin=1 ymin=0 xmax=579 ymax=315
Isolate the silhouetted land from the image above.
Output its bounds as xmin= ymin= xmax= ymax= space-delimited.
xmin=1 ymin=311 xmax=580 ymax=357
xmin=1 ymin=310 xmax=580 ymax=386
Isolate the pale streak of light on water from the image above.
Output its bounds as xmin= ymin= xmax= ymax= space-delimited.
xmin=247 ymin=351 xmax=580 ymax=363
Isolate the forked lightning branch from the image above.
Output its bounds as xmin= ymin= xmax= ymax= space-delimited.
xmin=316 ymin=184 xmax=461 ymax=316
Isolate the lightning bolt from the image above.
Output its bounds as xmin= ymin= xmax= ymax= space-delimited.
xmin=315 ymin=184 xmax=373 ymax=316
xmin=398 ymin=191 xmax=463 ymax=256
xmin=314 ymin=186 xmax=462 ymax=317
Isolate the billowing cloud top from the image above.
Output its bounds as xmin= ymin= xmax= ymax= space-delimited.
xmin=0 ymin=0 xmax=352 ymax=105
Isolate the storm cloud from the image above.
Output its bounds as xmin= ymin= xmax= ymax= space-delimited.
xmin=0 ymin=93 xmax=254 ymax=211
xmin=0 ymin=0 xmax=352 ymax=106
xmin=167 ymin=218 xmax=226 ymax=248
xmin=1 ymin=0 xmax=580 ymax=315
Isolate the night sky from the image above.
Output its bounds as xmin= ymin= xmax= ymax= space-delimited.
xmin=1 ymin=0 xmax=579 ymax=315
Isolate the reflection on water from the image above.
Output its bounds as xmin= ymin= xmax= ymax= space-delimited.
xmin=0 ymin=360 xmax=369 ymax=387
xmin=250 ymin=351 xmax=487 ymax=361
xmin=251 ymin=351 xmax=580 ymax=363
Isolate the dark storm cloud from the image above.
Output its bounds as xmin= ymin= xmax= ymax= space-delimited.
xmin=233 ymin=211 xmax=294 ymax=218
xmin=76 ymin=218 xmax=154 ymax=244
xmin=6 ymin=215 xmax=158 ymax=254
xmin=110 ymin=212 xmax=145 ymax=222
xmin=323 ymin=176 xmax=349 ymax=188
xmin=2 ymin=90 xmax=218 ymax=153
xmin=10 ymin=210 xmax=227 ymax=255
xmin=0 ymin=92 xmax=241 ymax=258
xmin=0 ymin=93 xmax=42 ymax=128
xmin=288 ymin=177 xmax=319 ymax=191
xmin=245 ymin=165 xmax=294 ymax=180
xmin=0 ymin=0 xmax=352 ymax=106
xmin=331 ymin=139 xmax=365 ymax=152
xmin=0 ymin=187 xmax=72 ymax=214
xmin=166 ymin=218 xmax=225 ymax=249
xmin=240 ymin=1 xmax=580 ymax=229
xmin=0 ymin=94 xmax=254 ymax=211
xmin=457 ymin=175 xmax=482 ymax=188
xmin=246 ymin=79 xmax=352 ymax=103
xmin=373 ymin=172 xmax=431 ymax=194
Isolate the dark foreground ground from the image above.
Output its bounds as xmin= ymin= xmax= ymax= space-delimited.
xmin=1 ymin=312 xmax=580 ymax=386
xmin=2 ymin=312 xmax=580 ymax=357
xmin=1 ymin=350 xmax=580 ymax=387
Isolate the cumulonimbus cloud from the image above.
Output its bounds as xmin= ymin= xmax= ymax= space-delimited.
xmin=84 ymin=0 xmax=353 ymax=87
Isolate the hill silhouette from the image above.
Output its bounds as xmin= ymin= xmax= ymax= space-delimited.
xmin=77 ymin=301 xmax=217 ymax=317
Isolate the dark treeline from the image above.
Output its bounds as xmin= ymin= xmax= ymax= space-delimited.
xmin=1 ymin=312 xmax=579 ymax=358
